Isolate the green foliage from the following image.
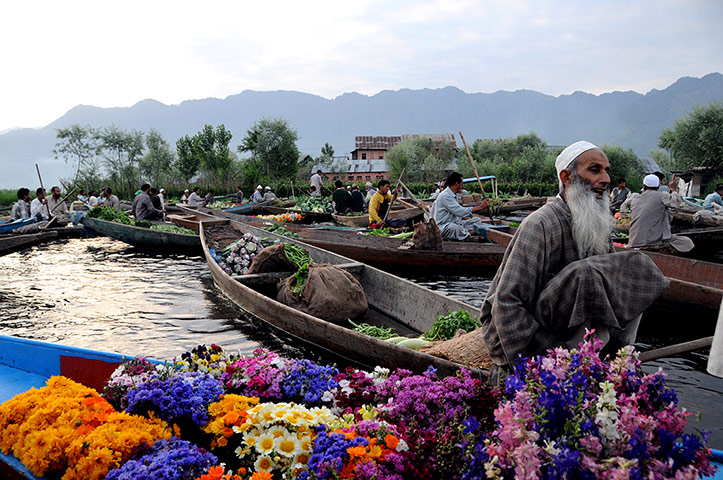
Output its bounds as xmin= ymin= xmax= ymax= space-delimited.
xmin=196 ymin=124 xmax=234 ymax=180
xmin=98 ymin=125 xmax=145 ymax=199
xmin=175 ymin=135 xmax=200 ymax=183
xmin=465 ymin=133 xmax=555 ymax=184
xmin=658 ymin=102 xmax=723 ymax=173
xmin=704 ymin=177 xmax=723 ymax=196
xmin=139 ymin=128 xmax=176 ymax=187
xmin=0 ymin=189 xmax=18 ymax=207
xmin=422 ymin=309 xmax=481 ymax=341
xmin=53 ymin=124 xmax=104 ymax=189
xmin=600 ymin=145 xmax=644 ymax=192
xmin=348 ymin=320 xmax=398 ymax=340
xmin=239 ymin=117 xmax=299 ymax=181
xmin=150 ymin=224 xmax=196 ymax=235
xmin=386 ymin=137 xmax=451 ymax=183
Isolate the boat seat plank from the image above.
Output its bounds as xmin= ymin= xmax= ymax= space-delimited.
xmin=0 ymin=364 xmax=48 ymax=403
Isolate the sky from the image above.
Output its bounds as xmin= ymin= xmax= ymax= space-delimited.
xmin=0 ymin=0 xmax=721 ymax=133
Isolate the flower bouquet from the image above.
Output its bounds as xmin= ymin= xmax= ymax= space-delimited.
xmin=103 ymin=356 xmax=170 ymax=410
xmin=482 ymin=334 xmax=716 ymax=479
xmin=176 ymin=344 xmax=232 ymax=379
xmin=105 ymin=437 xmax=217 ymax=480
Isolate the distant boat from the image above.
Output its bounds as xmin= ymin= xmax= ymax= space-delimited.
xmin=81 ymin=216 xmax=201 ymax=255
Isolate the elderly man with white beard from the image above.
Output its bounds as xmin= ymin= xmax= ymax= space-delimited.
xmin=477 ymin=141 xmax=669 ymax=383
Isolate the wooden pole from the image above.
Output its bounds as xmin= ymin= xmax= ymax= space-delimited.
xmin=382 ymin=168 xmax=405 ymax=224
xmin=639 ymin=336 xmax=714 ymax=363
xmin=35 ymin=164 xmax=52 ymax=220
xmin=459 ymin=132 xmax=486 ymax=198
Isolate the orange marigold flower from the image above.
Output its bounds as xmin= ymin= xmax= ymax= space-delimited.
xmin=384 ymin=434 xmax=399 ymax=450
xmin=347 ymin=445 xmax=367 ymax=458
xmin=251 ymin=471 xmax=273 ymax=480
xmin=217 ymin=436 xmax=228 ymax=447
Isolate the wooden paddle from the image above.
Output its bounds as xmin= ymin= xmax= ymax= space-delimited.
xmin=639 ymin=336 xmax=714 ymax=363
xmin=35 ymin=164 xmax=53 ymax=226
xmin=459 ymin=131 xmax=494 ymax=223
xmin=382 ymin=168 xmax=405 ymax=224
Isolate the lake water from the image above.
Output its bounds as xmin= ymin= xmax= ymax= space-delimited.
xmin=0 ymin=236 xmax=721 ymax=446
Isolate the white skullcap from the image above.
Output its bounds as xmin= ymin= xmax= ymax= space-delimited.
xmin=555 ymin=141 xmax=599 ymax=190
xmin=643 ymin=174 xmax=660 ymax=188
xmin=184 ymin=189 xmax=189 ymax=192
xmin=265 ymin=186 xmax=271 ymax=190
xmin=256 ymin=185 xmax=263 ymax=189
xmin=365 ymin=182 xmax=372 ymax=187
xmin=160 ymin=188 xmax=165 ymax=193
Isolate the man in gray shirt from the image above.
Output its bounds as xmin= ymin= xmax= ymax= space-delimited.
xmin=131 ymin=183 xmax=164 ymax=220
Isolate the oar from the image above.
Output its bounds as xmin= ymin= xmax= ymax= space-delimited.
xmin=459 ymin=131 xmax=494 ymax=223
xmin=639 ymin=336 xmax=714 ymax=363
xmin=382 ymin=168 xmax=405 ymax=225
xmin=35 ymin=163 xmax=53 ymax=222
xmin=48 ymin=187 xmax=78 ymax=214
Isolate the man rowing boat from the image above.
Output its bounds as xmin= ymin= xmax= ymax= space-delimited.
xmin=478 ymin=141 xmax=669 ymax=383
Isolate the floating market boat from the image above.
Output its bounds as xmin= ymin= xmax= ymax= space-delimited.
xmin=0 ymin=335 xmax=138 ymax=479
xmin=0 ymin=217 xmax=37 ymax=234
xmin=483 ymin=227 xmax=723 ymax=323
xmin=332 ymin=206 xmax=425 ymax=227
xmin=81 ymin=216 xmax=201 ymax=255
xmin=0 ymin=226 xmax=86 ymax=257
xmin=200 ymin=219 xmax=487 ymax=379
xmin=166 ymin=213 xmax=229 ymax=233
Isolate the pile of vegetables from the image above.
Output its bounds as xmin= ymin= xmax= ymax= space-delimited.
xmin=611 ymin=232 xmax=629 ymax=238
xmin=205 ymin=201 xmax=234 ymax=210
xmin=350 ymin=308 xmax=481 ymax=350
xmin=263 ymin=224 xmax=299 ymax=238
xmin=216 ymin=233 xmax=265 ymax=276
xmin=150 ymin=224 xmax=196 ymax=235
xmin=87 ymin=206 xmax=135 ymax=225
xmin=283 ymin=243 xmax=312 ymax=269
xmin=291 ymin=196 xmax=334 ymax=213
xmin=363 ymin=229 xmax=413 ymax=239
xmin=256 ymin=213 xmax=302 ymax=222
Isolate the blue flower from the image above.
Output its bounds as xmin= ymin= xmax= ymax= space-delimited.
xmin=106 ymin=437 xmax=217 ymax=480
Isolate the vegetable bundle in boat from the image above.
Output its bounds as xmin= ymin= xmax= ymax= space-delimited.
xmin=216 ymin=233 xmax=265 ymax=275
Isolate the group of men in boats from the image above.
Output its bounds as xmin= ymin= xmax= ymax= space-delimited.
xmin=10 ymin=185 xmax=72 ymax=230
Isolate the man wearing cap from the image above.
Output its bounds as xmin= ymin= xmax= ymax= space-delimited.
xmin=474 ymin=141 xmax=668 ymax=383
xmin=181 ymin=189 xmax=190 ymax=204
xmin=251 ymin=185 xmax=264 ymax=204
xmin=629 ymin=174 xmax=694 ymax=252
xmin=187 ymin=187 xmax=204 ymax=207
xmin=363 ymin=182 xmax=376 ymax=209
xmin=263 ymin=186 xmax=277 ymax=202
xmin=310 ymin=169 xmax=323 ymax=197
xmin=158 ymin=188 xmax=166 ymax=210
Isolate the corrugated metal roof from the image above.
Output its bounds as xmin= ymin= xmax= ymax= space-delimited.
xmin=312 ymin=159 xmax=388 ymax=174
xmin=355 ymin=136 xmax=402 ymax=150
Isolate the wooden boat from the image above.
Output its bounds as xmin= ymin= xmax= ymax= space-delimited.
xmin=0 ymin=226 xmax=86 ymax=257
xmin=222 ymin=200 xmax=272 ymax=214
xmin=0 ymin=335 xmax=140 ymax=479
xmin=0 ymin=217 xmax=37 ymax=234
xmin=674 ymin=225 xmax=723 ymax=251
xmin=166 ymin=213 xmax=228 ymax=233
xmin=81 ymin=216 xmax=201 ymax=255
xmin=333 ymin=206 xmax=425 ymax=227
xmin=484 ymin=228 xmax=723 ymax=323
xmin=200 ymin=219 xmax=488 ymax=379
xmin=496 ymin=196 xmax=547 ymax=214
xmin=673 ymin=208 xmax=723 ymax=227
xmin=269 ymin=205 xmax=334 ymax=223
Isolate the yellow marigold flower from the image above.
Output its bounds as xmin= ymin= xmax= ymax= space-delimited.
xmin=347 ymin=445 xmax=367 ymax=458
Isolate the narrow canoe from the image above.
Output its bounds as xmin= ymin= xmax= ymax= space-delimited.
xmin=0 ymin=217 xmax=37 ymax=234
xmin=166 ymin=213 xmax=229 ymax=233
xmin=484 ymin=228 xmax=723 ymax=322
xmin=0 ymin=231 xmax=58 ymax=256
xmin=333 ymin=206 xmax=425 ymax=227
xmin=0 ymin=335 xmax=141 ymax=479
xmin=222 ymin=200 xmax=272 ymax=214
xmin=81 ymin=216 xmax=201 ymax=255
xmin=200 ymin=219 xmax=488 ymax=379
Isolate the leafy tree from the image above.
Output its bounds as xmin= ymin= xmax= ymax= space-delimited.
xmin=600 ymin=145 xmax=643 ymax=192
xmin=194 ymin=124 xmax=233 ymax=182
xmin=53 ymin=124 xmax=100 ymax=182
xmin=238 ymin=117 xmax=299 ymax=180
xmin=175 ymin=135 xmax=200 ymax=183
xmin=139 ymin=128 xmax=175 ymax=187
xmin=386 ymin=137 xmax=452 ymax=183
xmin=658 ymin=102 xmax=723 ymax=173
xmin=98 ymin=125 xmax=145 ymax=198
xmin=320 ymin=142 xmax=334 ymax=160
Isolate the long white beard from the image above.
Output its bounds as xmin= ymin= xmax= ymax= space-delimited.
xmin=566 ymin=176 xmax=614 ymax=258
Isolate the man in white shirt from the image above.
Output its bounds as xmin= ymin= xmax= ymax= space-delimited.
xmin=310 ymin=170 xmax=323 ymax=197
xmin=188 ymin=187 xmax=205 ymax=207
xmin=363 ymin=182 xmax=376 ymax=209
xmin=158 ymin=188 xmax=166 ymax=210
xmin=30 ymin=188 xmax=50 ymax=221
xmin=251 ymin=185 xmax=264 ymax=204
xmin=433 ymin=172 xmax=490 ymax=241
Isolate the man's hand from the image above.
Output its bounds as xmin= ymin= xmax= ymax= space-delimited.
xmin=471 ymin=198 xmax=491 ymax=213
xmin=668 ymin=179 xmax=678 ymax=192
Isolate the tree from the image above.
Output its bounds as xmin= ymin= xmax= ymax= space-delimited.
xmin=385 ymin=137 xmax=452 ymax=183
xmin=238 ymin=117 xmax=299 ymax=180
xmin=194 ymin=124 xmax=234 ymax=182
xmin=600 ymin=145 xmax=644 ymax=192
xmin=53 ymin=124 xmax=100 ymax=183
xmin=139 ymin=128 xmax=175 ymax=187
xmin=98 ymin=125 xmax=145 ymax=198
xmin=658 ymin=102 xmax=723 ymax=173
xmin=175 ymin=135 xmax=200 ymax=183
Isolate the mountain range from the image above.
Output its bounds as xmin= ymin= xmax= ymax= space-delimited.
xmin=1 ymin=73 xmax=722 ymax=189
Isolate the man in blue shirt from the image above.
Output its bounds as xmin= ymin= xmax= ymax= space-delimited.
xmin=703 ymin=184 xmax=723 ymax=213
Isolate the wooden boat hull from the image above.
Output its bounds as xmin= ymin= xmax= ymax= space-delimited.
xmin=0 ymin=335 xmax=140 ymax=479
xmin=167 ymin=213 xmax=229 ymax=233
xmin=0 ymin=217 xmax=37 ymax=234
xmin=275 ymin=227 xmax=505 ymax=274
xmin=81 ymin=216 xmax=201 ymax=255
xmin=222 ymin=200 xmax=272 ymax=214
xmin=200 ymin=220 xmax=487 ymax=379
xmin=0 ymin=231 xmax=58 ymax=256
xmin=333 ymin=207 xmax=424 ymax=227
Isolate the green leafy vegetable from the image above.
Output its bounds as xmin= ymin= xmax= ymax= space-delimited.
xmin=284 ymin=243 xmax=312 ymax=270
xmin=289 ymin=263 xmax=310 ymax=295
xmin=349 ymin=320 xmax=398 ymax=339
xmin=422 ymin=309 xmax=481 ymax=341
xmin=150 ymin=224 xmax=196 ymax=235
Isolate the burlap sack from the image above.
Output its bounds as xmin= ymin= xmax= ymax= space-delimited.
xmin=248 ymin=242 xmax=295 ymax=274
xmin=412 ymin=219 xmax=443 ymax=250
xmin=421 ymin=329 xmax=493 ymax=369
xmin=276 ymin=264 xmax=368 ymax=324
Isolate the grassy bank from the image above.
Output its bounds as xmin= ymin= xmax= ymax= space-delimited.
xmin=0 ymin=189 xmax=17 ymax=207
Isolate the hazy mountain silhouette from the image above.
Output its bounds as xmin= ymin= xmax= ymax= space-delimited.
xmin=1 ymin=73 xmax=721 ymax=188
